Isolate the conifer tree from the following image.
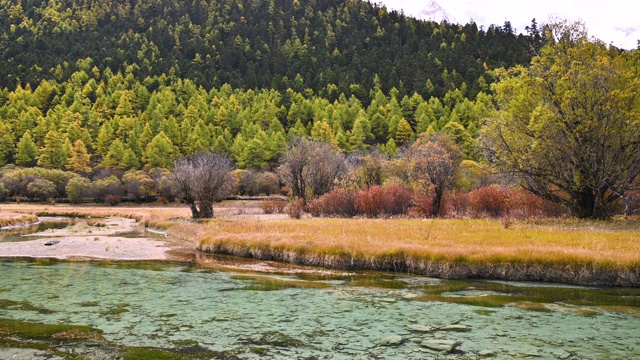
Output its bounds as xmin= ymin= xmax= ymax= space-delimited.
xmin=102 ymin=139 xmax=125 ymax=168
xmin=38 ymin=131 xmax=67 ymax=169
xmin=67 ymin=139 xmax=92 ymax=173
xmin=15 ymin=131 xmax=40 ymax=167
xmin=145 ymin=132 xmax=176 ymax=169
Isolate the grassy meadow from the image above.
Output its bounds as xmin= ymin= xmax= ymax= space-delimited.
xmin=196 ymin=216 xmax=640 ymax=286
xmin=2 ymin=203 xmax=639 ymax=286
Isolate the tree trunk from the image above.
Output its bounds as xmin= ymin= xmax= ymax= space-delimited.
xmin=188 ymin=202 xmax=200 ymax=219
xmin=432 ymin=186 xmax=444 ymax=217
xmin=197 ymin=201 xmax=215 ymax=219
xmin=573 ymin=190 xmax=595 ymax=219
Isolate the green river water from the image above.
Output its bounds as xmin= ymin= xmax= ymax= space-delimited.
xmin=0 ymin=258 xmax=638 ymax=359
xmin=0 ymin=222 xmax=639 ymax=359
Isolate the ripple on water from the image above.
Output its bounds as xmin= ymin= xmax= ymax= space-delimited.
xmin=0 ymin=259 xmax=638 ymax=359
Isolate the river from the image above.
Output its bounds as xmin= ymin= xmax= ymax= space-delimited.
xmin=0 ymin=257 xmax=638 ymax=359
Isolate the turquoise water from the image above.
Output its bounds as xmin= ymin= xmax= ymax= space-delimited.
xmin=0 ymin=258 xmax=638 ymax=359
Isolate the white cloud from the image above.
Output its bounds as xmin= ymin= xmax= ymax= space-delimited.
xmin=372 ymin=0 xmax=639 ymax=49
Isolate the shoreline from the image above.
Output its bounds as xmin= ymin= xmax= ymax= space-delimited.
xmin=2 ymin=204 xmax=638 ymax=287
xmin=199 ymin=243 xmax=640 ymax=287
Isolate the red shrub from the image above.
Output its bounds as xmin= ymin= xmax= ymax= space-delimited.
xmin=307 ymin=188 xmax=358 ymax=218
xmin=469 ymin=186 xmax=514 ymax=218
xmin=357 ymin=185 xmax=413 ymax=218
xmin=513 ymin=191 xmax=566 ymax=218
xmin=286 ymin=198 xmax=305 ymax=219
xmin=442 ymin=191 xmax=471 ymax=218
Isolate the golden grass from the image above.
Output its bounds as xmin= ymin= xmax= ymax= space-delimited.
xmin=0 ymin=204 xmax=191 ymax=224
xmin=0 ymin=211 xmax=39 ymax=228
xmin=198 ymin=217 xmax=640 ymax=268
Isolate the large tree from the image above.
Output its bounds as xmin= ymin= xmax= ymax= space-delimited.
xmin=482 ymin=22 xmax=640 ymax=218
xmin=277 ymin=137 xmax=347 ymax=202
xmin=404 ymin=133 xmax=463 ymax=217
xmin=171 ymin=151 xmax=235 ymax=219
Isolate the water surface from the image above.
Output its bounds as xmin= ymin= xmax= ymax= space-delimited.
xmin=0 ymin=258 xmax=638 ymax=359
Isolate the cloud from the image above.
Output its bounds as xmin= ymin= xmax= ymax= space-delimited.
xmin=373 ymin=0 xmax=640 ymax=49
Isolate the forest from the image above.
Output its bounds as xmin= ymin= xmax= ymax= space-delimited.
xmin=0 ymin=0 xmax=638 ymax=219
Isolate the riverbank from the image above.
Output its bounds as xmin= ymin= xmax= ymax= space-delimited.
xmin=2 ymin=204 xmax=639 ymax=286
xmin=197 ymin=217 xmax=640 ymax=287
xmin=0 ymin=212 xmax=39 ymax=229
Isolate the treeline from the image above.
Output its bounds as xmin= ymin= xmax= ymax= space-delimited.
xmin=0 ymin=66 xmax=493 ymax=170
xmin=1 ymin=0 xmax=541 ymax=98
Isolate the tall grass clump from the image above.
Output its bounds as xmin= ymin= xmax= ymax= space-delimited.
xmin=261 ymin=198 xmax=287 ymax=214
xmin=286 ymin=198 xmax=305 ymax=219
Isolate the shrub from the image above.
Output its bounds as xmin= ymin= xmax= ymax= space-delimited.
xmin=123 ymin=171 xmax=155 ymax=202
xmin=0 ymin=168 xmax=78 ymax=198
xmin=255 ymin=172 xmax=280 ymax=195
xmin=26 ymin=178 xmax=57 ymax=202
xmin=261 ymin=198 xmax=287 ymax=214
xmin=514 ymin=191 xmax=566 ymax=218
xmin=357 ymin=185 xmax=413 ymax=218
xmin=66 ymin=177 xmax=94 ymax=204
xmin=0 ymin=181 xmax=6 ymax=201
xmin=104 ymin=194 xmax=122 ymax=206
xmin=233 ymin=169 xmax=256 ymax=195
xmin=442 ymin=191 xmax=470 ymax=218
xmin=286 ymin=198 xmax=305 ymax=219
xmin=307 ymin=188 xmax=358 ymax=217
xmin=469 ymin=186 xmax=514 ymax=218
xmin=94 ymin=176 xmax=125 ymax=203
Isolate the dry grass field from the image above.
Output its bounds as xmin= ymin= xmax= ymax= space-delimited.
xmin=2 ymin=202 xmax=639 ymax=285
xmin=197 ymin=217 xmax=640 ymax=267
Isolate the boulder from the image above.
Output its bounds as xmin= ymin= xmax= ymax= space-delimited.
xmin=377 ymin=335 xmax=403 ymax=346
xmin=407 ymin=324 xmax=434 ymax=333
xmin=420 ymin=339 xmax=462 ymax=352
xmin=440 ymin=324 xmax=471 ymax=332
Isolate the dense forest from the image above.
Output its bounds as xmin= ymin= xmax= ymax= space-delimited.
xmin=0 ymin=0 xmax=546 ymax=170
xmin=1 ymin=0 xmax=637 ymax=218
xmin=1 ymin=0 xmax=540 ymax=97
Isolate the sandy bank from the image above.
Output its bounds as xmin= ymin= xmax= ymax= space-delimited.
xmin=0 ymin=217 xmax=179 ymax=261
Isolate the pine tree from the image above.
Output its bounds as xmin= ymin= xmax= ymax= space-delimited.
xmin=119 ymin=147 xmax=140 ymax=170
xmin=144 ymin=132 xmax=176 ymax=169
xmin=38 ymin=131 xmax=67 ymax=169
xmin=102 ymin=139 xmax=126 ymax=169
xmin=0 ymin=121 xmax=15 ymax=166
xmin=68 ymin=139 xmax=92 ymax=173
xmin=395 ymin=118 xmax=415 ymax=146
xmin=15 ymin=131 xmax=40 ymax=167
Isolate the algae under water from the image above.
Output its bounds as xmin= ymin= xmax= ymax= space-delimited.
xmin=0 ymin=258 xmax=638 ymax=359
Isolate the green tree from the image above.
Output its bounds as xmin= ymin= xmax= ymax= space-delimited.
xmin=145 ymin=132 xmax=176 ymax=169
xmin=38 ymin=131 xmax=67 ymax=169
xmin=102 ymin=139 xmax=125 ymax=169
xmin=482 ymin=22 xmax=640 ymax=218
xmin=15 ymin=131 xmax=40 ymax=167
xmin=394 ymin=118 xmax=414 ymax=146
xmin=0 ymin=121 xmax=14 ymax=166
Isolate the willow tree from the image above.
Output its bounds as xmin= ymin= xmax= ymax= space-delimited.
xmin=482 ymin=22 xmax=640 ymax=218
xmin=171 ymin=151 xmax=235 ymax=219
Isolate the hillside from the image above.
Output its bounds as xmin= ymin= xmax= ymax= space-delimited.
xmin=1 ymin=0 xmax=539 ymax=98
xmin=0 ymin=0 xmax=544 ymax=172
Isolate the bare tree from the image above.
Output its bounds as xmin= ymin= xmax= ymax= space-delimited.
xmin=405 ymin=134 xmax=463 ymax=217
xmin=171 ymin=151 xmax=235 ymax=219
xmin=277 ymin=138 xmax=346 ymax=202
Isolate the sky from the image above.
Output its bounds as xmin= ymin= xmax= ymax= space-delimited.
xmin=373 ymin=0 xmax=638 ymax=50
